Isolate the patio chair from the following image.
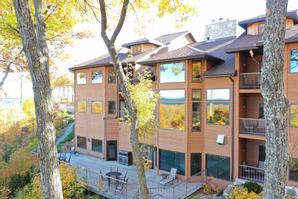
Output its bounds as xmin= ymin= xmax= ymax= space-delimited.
xmin=159 ymin=168 xmax=177 ymax=185
xmin=58 ymin=152 xmax=67 ymax=162
xmin=256 ymin=121 xmax=266 ymax=134
xmin=119 ymin=170 xmax=128 ymax=181
xmin=115 ymin=178 xmax=128 ymax=193
xmin=243 ymin=120 xmax=253 ymax=133
xmin=65 ymin=153 xmax=72 ymax=163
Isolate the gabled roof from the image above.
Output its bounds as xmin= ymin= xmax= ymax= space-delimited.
xmin=238 ymin=9 xmax=298 ymax=29
xmin=154 ymin=30 xmax=195 ymax=45
xmin=225 ymin=24 xmax=298 ymax=53
xmin=122 ymin=38 xmax=162 ymax=48
xmin=140 ymin=36 xmax=235 ymax=65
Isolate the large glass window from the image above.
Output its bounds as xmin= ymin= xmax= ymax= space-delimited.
xmin=108 ymin=101 xmax=116 ymax=114
xmin=160 ymin=62 xmax=185 ymax=83
xmin=92 ymin=139 xmax=103 ymax=152
xmin=92 ymin=71 xmax=103 ymax=84
xmin=91 ymin=101 xmax=103 ymax=114
xmin=160 ymin=102 xmax=185 ymax=130
xmin=207 ymin=89 xmax=230 ymax=125
xmin=191 ymin=153 xmax=201 ymax=176
xmin=77 ymin=136 xmax=87 ymax=149
xmin=290 ymin=50 xmax=298 ymax=73
xmin=159 ymin=149 xmax=185 ymax=175
xmin=160 ymin=90 xmax=185 ymax=100
xmin=206 ymin=154 xmax=230 ymax=181
xmin=192 ymin=61 xmax=202 ymax=82
xmin=108 ymin=70 xmax=116 ymax=83
xmin=77 ymin=100 xmax=87 ymax=113
xmin=289 ymin=158 xmax=298 ymax=182
xmin=290 ymin=105 xmax=298 ymax=127
xmin=77 ymin=73 xmax=86 ymax=84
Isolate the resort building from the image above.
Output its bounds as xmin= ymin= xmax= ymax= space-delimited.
xmin=69 ymin=10 xmax=298 ymax=187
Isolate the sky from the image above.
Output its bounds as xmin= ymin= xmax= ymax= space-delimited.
xmin=1 ymin=0 xmax=298 ymax=99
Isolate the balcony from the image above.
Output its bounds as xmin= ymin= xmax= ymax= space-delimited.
xmin=240 ymin=118 xmax=265 ymax=136
xmin=240 ymin=73 xmax=261 ymax=89
xmin=239 ymin=165 xmax=264 ymax=183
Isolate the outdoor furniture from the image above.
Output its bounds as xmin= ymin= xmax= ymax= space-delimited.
xmin=160 ymin=173 xmax=169 ymax=180
xmin=243 ymin=121 xmax=253 ymax=133
xmin=59 ymin=153 xmax=67 ymax=162
xmin=106 ymin=171 xmax=122 ymax=186
xmin=115 ymin=178 xmax=128 ymax=193
xmin=118 ymin=170 xmax=128 ymax=181
xmin=159 ymin=168 xmax=177 ymax=185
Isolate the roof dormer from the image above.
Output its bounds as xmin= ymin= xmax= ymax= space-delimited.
xmin=239 ymin=9 xmax=298 ymax=35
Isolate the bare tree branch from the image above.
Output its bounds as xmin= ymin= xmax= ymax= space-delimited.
xmin=110 ymin=0 xmax=129 ymax=43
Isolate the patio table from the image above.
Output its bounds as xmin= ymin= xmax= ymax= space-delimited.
xmin=106 ymin=171 xmax=122 ymax=186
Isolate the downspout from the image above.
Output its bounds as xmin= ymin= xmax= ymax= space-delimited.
xmin=229 ymin=75 xmax=235 ymax=182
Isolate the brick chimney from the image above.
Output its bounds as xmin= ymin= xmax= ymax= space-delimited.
xmin=204 ymin=18 xmax=237 ymax=41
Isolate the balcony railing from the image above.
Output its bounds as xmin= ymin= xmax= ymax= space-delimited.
xmin=239 ymin=165 xmax=264 ymax=183
xmin=240 ymin=72 xmax=261 ymax=89
xmin=240 ymin=118 xmax=265 ymax=136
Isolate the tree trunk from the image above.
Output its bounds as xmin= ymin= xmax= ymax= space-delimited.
xmin=13 ymin=0 xmax=63 ymax=198
xmin=98 ymin=1 xmax=149 ymax=198
xmin=262 ymin=0 xmax=289 ymax=198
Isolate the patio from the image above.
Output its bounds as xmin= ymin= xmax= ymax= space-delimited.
xmin=68 ymin=153 xmax=203 ymax=199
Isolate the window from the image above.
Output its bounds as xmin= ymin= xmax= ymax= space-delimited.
xmin=160 ymin=89 xmax=185 ymax=130
xmin=77 ymin=73 xmax=86 ymax=84
xmin=289 ymin=158 xmax=298 ymax=182
xmin=207 ymin=89 xmax=230 ymax=125
xmin=77 ymin=100 xmax=87 ymax=113
xmin=259 ymin=145 xmax=266 ymax=162
xmin=108 ymin=70 xmax=116 ymax=83
xmin=290 ymin=50 xmax=298 ymax=73
xmin=119 ymin=100 xmax=127 ymax=119
xmin=92 ymin=71 xmax=103 ymax=84
xmin=160 ymin=62 xmax=185 ymax=83
xmin=159 ymin=149 xmax=185 ymax=175
xmin=160 ymin=90 xmax=185 ymax=100
xmin=259 ymin=102 xmax=264 ymax=119
xmin=108 ymin=101 xmax=116 ymax=114
xmin=191 ymin=153 xmax=201 ymax=176
xmin=192 ymin=89 xmax=201 ymax=132
xmin=290 ymin=105 xmax=298 ymax=127
xmin=257 ymin=23 xmax=265 ymax=34
xmin=206 ymin=154 xmax=230 ymax=181
xmin=192 ymin=61 xmax=202 ymax=82
xmin=92 ymin=139 xmax=102 ymax=152
xmin=91 ymin=101 xmax=103 ymax=113
xmin=77 ymin=136 xmax=87 ymax=149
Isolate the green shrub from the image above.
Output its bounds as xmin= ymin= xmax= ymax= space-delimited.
xmin=8 ymin=173 xmax=31 ymax=195
xmin=243 ymin=182 xmax=263 ymax=194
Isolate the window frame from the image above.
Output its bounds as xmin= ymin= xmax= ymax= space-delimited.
xmin=91 ymin=70 xmax=103 ymax=84
xmin=206 ymin=153 xmax=230 ymax=181
xmin=108 ymin=101 xmax=116 ymax=115
xmin=77 ymin=100 xmax=87 ymax=113
xmin=290 ymin=104 xmax=298 ymax=128
xmin=290 ymin=49 xmax=298 ymax=74
xmin=206 ymin=88 xmax=230 ymax=126
xmin=159 ymin=149 xmax=185 ymax=175
xmin=191 ymin=153 xmax=202 ymax=176
xmin=91 ymin=139 xmax=103 ymax=153
xmin=192 ymin=61 xmax=202 ymax=83
xmin=76 ymin=73 xmax=87 ymax=85
xmin=108 ymin=70 xmax=116 ymax=83
xmin=77 ymin=136 xmax=87 ymax=149
xmin=159 ymin=89 xmax=186 ymax=131
xmin=91 ymin=100 xmax=103 ymax=114
xmin=159 ymin=62 xmax=186 ymax=83
xmin=289 ymin=158 xmax=298 ymax=182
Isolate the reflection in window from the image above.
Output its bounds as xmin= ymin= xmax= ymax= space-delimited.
xmin=257 ymin=23 xmax=265 ymax=34
xmin=289 ymin=158 xmax=298 ymax=182
xmin=77 ymin=100 xmax=87 ymax=113
xmin=160 ymin=63 xmax=185 ymax=83
xmin=92 ymin=71 xmax=103 ymax=84
xmin=207 ymin=89 xmax=230 ymax=100
xmin=290 ymin=50 xmax=298 ymax=73
xmin=159 ymin=149 xmax=185 ymax=175
xmin=160 ymin=90 xmax=185 ymax=100
xmin=207 ymin=102 xmax=230 ymax=125
xmin=77 ymin=136 xmax=87 ymax=149
xmin=160 ymin=102 xmax=185 ymax=130
xmin=92 ymin=139 xmax=103 ymax=152
xmin=91 ymin=101 xmax=103 ymax=113
xmin=108 ymin=71 xmax=116 ymax=83
xmin=290 ymin=105 xmax=298 ymax=127
xmin=206 ymin=154 xmax=230 ymax=181
xmin=191 ymin=153 xmax=201 ymax=176
xmin=77 ymin=73 xmax=86 ymax=84
xmin=192 ymin=89 xmax=201 ymax=100
xmin=192 ymin=61 xmax=202 ymax=82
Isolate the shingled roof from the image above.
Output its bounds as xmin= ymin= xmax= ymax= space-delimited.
xmin=225 ymin=24 xmax=298 ymax=53
xmin=238 ymin=9 xmax=298 ymax=30
xmin=122 ymin=38 xmax=162 ymax=48
xmin=155 ymin=31 xmax=193 ymax=45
